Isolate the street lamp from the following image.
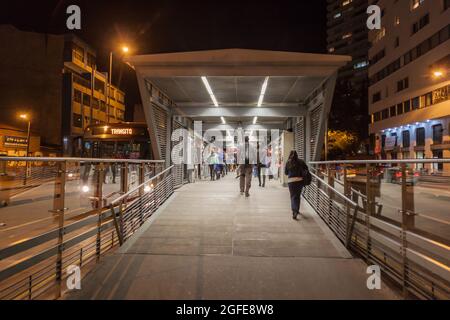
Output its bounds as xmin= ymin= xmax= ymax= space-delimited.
xmin=432 ymin=69 xmax=445 ymax=79
xmin=19 ymin=114 xmax=31 ymax=158
xmin=107 ymin=45 xmax=131 ymax=123
xmin=19 ymin=113 xmax=31 ymax=185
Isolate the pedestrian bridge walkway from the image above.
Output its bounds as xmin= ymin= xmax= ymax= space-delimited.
xmin=66 ymin=175 xmax=398 ymax=300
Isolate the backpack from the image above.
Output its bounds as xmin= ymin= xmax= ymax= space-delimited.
xmin=301 ymin=163 xmax=312 ymax=186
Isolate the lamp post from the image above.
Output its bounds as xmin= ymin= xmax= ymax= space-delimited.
xmin=19 ymin=114 xmax=31 ymax=185
xmin=107 ymin=46 xmax=130 ymax=123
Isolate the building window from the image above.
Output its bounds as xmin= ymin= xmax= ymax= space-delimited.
xmin=92 ymin=98 xmax=99 ymax=109
xmin=373 ymin=92 xmax=382 ymax=103
xmin=381 ymin=108 xmax=389 ymax=120
xmin=342 ymin=0 xmax=352 ymax=6
xmin=416 ymin=127 xmax=425 ymax=146
xmin=445 ymin=0 xmax=450 ymax=10
xmin=371 ymin=49 xmax=385 ymax=65
xmin=411 ymin=0 xmax=425 ymax=11
xmin=412 ymin=97 xmax=420 ymax=110
xmin=432 ymin=124 xmax=443 ymax=144
xmin=402 ymin=131 xmax=411 ymax=148
xmin=397 ymin=78 xmax=409 ymax=92
xmin=354 ymin=61 xmax=369 ymax=69
xmin=94 ymin=78 xmax=105 ymax=94
xmin=433 ymin=86 xmax=448 ymax=104
xmin=73 ymin=113 xmax=82 ymax=128
xmin=397 ymin=103 xmax=404 ymax=115
xmin=390 ymin=106 xmax=397 ymax=117
xmin=82 ymin=94 xmax=91 ymax=106
xmin=342 ymin=32 xmax=352 ymax=40
xmin=412 ymin=14 xmax=429 ymax=34
xmin=373 ymin=112 xmax=381 ymax=122
xmin=74 ymin=89 xmax=82 ymax=103
xmin=373 ymin=28 xmax=386 ymax=44
xmin=395 ymin=37 xmax=400 ymax=48
xmin=404 ymin=100 xmax=411 ymax=113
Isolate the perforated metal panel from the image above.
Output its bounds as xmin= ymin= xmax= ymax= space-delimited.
xmin=153 ymin=104 xmax=168 ymax=161
xmin=172 ymin=120 xmax=185 ymax=187
xmin=294 ymin=117 xmax=305 ymax=161
xmin=309 ymin=104 xmax=323 ymax=161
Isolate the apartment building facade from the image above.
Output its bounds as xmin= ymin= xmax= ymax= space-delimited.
xmin=0 ymin=25 xmax=126 ymax=157
xmin=326 ymin=0 xmax=370 ymax=143
xmin=368 ymin=0 xmax=450 ymax=173
xmin=327 ymin=0 xmax=370 ymax=90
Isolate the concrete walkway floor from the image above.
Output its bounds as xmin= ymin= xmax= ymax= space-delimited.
xmin=66 ymin=175 xmax=399 ymax=300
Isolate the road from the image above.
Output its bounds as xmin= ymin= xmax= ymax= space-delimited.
xmin=333 ymin=178 xmax=450 ymax=242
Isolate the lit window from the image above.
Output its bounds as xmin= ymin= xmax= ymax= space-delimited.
xmin=411 ymin=0 xmax=425 ymax=11
xmin=328 ymin=47 xmax=335 ymax=53
xmin=342 ymin=0 xmax=352 ymax=6
xmin=354 ymin=61 xmax=369 ymax=69
xmin=342 ymin=32 xmax=352 ymax=39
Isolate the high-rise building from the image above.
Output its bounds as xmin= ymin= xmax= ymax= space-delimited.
xmin=326 ymin=0 xmax=370 ymax=142
xmin=368 ymin=0 xmax=450 ymax=173
xmin=0 ymin=25 xmax=126 ymax=157
xmin=327 ymin=0 xmax=370 ymax=91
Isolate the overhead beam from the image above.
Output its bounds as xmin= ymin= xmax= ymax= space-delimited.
xmin=201 ymin=123 xmax=285 ymax=131
xmin=177 ymin=102 xmax=302 ymax=108
xmin=174 ymin=106 xmax=305 ymax=118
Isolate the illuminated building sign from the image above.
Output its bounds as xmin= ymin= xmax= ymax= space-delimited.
xmin=4 ymin=136 xmax=28 ymax=147
xmin=111 ymin=128 xmax=133 ymax=135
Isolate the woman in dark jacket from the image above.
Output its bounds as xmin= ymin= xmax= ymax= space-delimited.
xmin=284 ymin=150 xmax=308 ymax=220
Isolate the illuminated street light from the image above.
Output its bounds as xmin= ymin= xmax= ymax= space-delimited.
xmin=19 ymin=113 xmax=31 ymax=186
xmin=82 ymin=185 xmax=90 ymax=193
xmin=144 ymin=185 xmax=152 ymax=193
xmin=432 ymin=70 xmax=444 ymax=78
xmin=122 ymin=46 xmax=130 ymax=54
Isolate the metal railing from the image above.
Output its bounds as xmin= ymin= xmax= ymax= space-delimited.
xmin=0 ymin=157 xmax=172 ymax=300
xmin=305 ymin=159 xmax=450 ymax=300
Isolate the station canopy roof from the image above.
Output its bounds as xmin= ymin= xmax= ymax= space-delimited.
xmin=127 ymin=49 xmax=351 ymax=129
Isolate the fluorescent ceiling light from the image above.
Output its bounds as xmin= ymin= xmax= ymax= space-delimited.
xmin=257 ymin=77 xmax=269 ymax=107
xmin=253 ymin=117 xmax=258 ymax=125
xmin=201 ymin=76 xmax=219 ymax=107
xmin=221 ymin=117 xmax=226 ymax=124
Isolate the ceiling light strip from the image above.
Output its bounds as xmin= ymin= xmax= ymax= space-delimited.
xmin=253 ymin=117 xmax=258 ymax=125
xmin=257 ymin=77 xmax=269 ymax=107
xmin=201 ymin=76 xmax=219 ymax=107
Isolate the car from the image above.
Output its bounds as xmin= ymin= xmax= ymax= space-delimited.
xmin=387 ymin=167 xmax=420 ymax=185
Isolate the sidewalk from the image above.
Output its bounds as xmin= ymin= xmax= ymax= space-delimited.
xmin=66 ymin=175 xmax=399 ymax=300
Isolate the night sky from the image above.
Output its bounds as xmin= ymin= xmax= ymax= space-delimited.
xmin=1 ymin=0 xmax=328 ymax=117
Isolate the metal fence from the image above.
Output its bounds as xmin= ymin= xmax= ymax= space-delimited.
xmin=305 ymin=159 xmax=450 ymax=300
xmin=0 ymin=157 xmax=170 ymax=300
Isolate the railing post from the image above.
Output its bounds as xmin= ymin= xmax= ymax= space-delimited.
xmin=343 ymin=165 xmax=352 ymax=248
xmin=400 ymin=163 xmax=415 ymax=298
xmin=365 ymin=163 xmax=373 ymax=264
xmin=139 ymin=163 xmax=145 ymax=196
xmin=94 ymin=163 xmax=104 ymax=262
xmin=53 ymin=160 xmax=66 ymax=299
xmin=121 ymin=162 xmax=129 ymax=194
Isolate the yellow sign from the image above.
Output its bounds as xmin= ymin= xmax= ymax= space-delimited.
xmin=111 ymin=128 xmax=133 ymax=135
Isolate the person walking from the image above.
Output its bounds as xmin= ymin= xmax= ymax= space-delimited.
xmin=285 ymin=150 xmax=309 ymax=220
xmin=237 ymin=137 xmax=253 ymax=197
xmin=207 ymin=151 xmax=217 ymax=181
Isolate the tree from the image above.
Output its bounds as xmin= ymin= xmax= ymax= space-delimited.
xmin=327 ymin=130 xmax=360 ymax=159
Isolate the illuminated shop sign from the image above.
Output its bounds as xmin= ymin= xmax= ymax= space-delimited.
xmin=4 ymin=136 xmax=28 ymax=147
xmin=111 ymin=128 xmax=133 ymax=135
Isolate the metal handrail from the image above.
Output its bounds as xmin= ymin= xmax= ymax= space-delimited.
xmin=110 ymin=165 xmax=174 ymax=205
xmin=0 ymin=157 xmax=165 ymax=164
xmin=310 ymin=159 xmax=450 ymax=165
xmin=310 ymin=171 xmax=358 ymax=208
